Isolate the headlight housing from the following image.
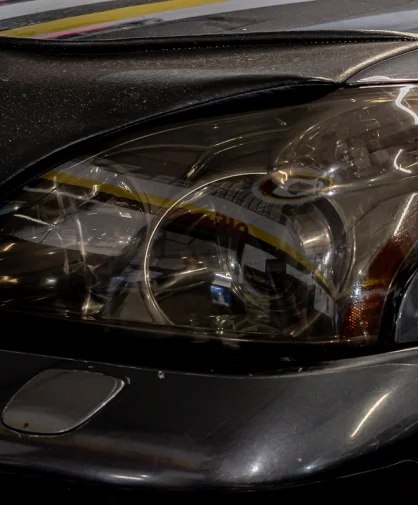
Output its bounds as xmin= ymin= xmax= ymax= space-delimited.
xmin=2 ymin=85 xmax=418 ymax=347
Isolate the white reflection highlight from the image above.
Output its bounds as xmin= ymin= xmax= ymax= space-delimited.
xmin=394 ymin=193 xmax=417 ymax=235
xmin=351 ymin=392 xmax=390 ymax=438
xmin=14 ymin=214 xmax=48 ymax=226
xmin=23 ymin=186 xmax=86 ymax=200
xmin=112 ymin=474 xmax=148 ymax=482
xmin=1 ymin=242 xmax=15 ymax=252
xmin=248 ymin=456 xmax=264 ymax=475
xmin=395 ymin=85 xmax=418 ymax=125
xmin=326 ymin=166 xmax=338 ymax=175
xmin=272 ymin=170 xmax=289 ymax=185
xmin=250 ymin=463 xmax=260 ymax=474
xmin=359 ymin=76 xmax=396 ymax=82
xmin=215 ymin=273 xmax=232 ymax=281
xmin=0 ymin=276 xmax=18 ymax=284
xmin=394 ymin=149 xmax=411 ymax=174
xmin=353 ymin=281 xmax=362 ymax=298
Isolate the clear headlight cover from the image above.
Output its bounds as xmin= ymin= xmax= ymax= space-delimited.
xmin=2 ymin=85 xmax=418 ymax=345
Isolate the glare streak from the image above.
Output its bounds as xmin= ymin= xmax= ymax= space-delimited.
xmin=394 ymin=193 xmax=417 ymax=235
xmin=351 ymin=393 xmax=390 ymax=438
xmin=393 ymin=149 xmax=411 ymax=174
xmin=395 ymin=85 xmax=418 ymax=125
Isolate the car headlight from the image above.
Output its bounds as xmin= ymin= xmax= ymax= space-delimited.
xmin=1 ymin=85 xmax=418 ymax=347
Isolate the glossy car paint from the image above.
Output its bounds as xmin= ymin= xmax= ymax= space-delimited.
xmin=0 ymin=346 xmax=418 ymax=491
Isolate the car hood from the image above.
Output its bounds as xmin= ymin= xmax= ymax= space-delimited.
xmin=0 ymin=0 xmax=418 ymax=41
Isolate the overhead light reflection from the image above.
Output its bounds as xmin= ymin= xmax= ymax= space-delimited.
xmin=395 ymin=85 xmax=418 ymax=125
xmin=272 ymin=170 xmax=289 ymax=185
xmin=250 ymin=463 xmax=260 ymax=474
xmin=215 ymin=273 xmax=232 ymax=280
xmin=112 ymin=474 xmax=148 ymax=482
xmin=0 ymin=276 xmax=18 ymax=284
xmin=359 ymin=75 xmax=396 ymax=82
xmin=304 ymin=464 xmax=315 ymax=472
xmin=326 ymin=166 xmax=338 ymax=175
xmin=1 ymin=242 xmax=15 ymax=252
xmin=394 ymin=193 xmax=417 ymax=235
xmin=393 ymin=149 xmax=411 ymax=174
xmin=14 ymin=214 xmax=48 ymax=226
xmin=351 ymin=392 xmax=390 ymax=438
xmin=248 ymin=456 xmax=264 ymax=475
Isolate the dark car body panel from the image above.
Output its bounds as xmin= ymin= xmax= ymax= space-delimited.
xmin=1 ymin=346 xmax=418 ymax=492
xmin=1 ymin=34 xmax=418 ymax=185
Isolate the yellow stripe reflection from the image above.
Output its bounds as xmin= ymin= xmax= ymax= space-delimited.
xmin=0 ymin=0 xmax=226 ymax=37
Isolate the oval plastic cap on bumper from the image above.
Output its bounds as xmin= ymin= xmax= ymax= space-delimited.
xmin=1 ymin=369 xmax=124 ymax=435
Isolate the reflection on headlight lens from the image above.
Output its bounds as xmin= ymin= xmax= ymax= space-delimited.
xmin=2 ymin=85 xmax=418 ymax=345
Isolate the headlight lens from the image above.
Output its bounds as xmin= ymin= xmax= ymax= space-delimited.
xmin=2 ymin=85 xmax=418 ymax=346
